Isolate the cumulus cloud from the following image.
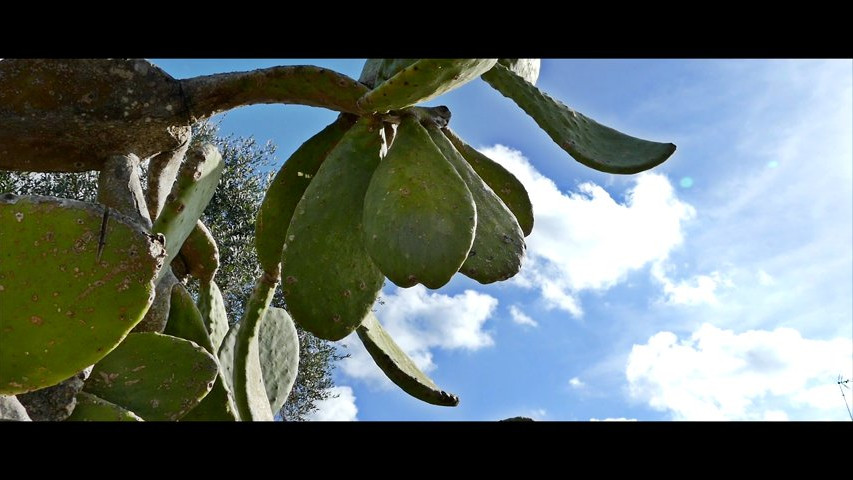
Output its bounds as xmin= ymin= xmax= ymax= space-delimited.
xmin=650 ymin=262 xmax=730 ymax=306
xmin=305 ymin=386 xmax=358 ymax=421
xmin=626 ymin=323 xmax=853 ymax=420
xmin=480 ymin=145 xmax=695 ymax=317
xmin=509 ymin=305 xmax=538 ymax=327
xmin=569 ymin=377 xmax=585 ymax=389
xmin=339 ymin=286 xmax=498 ymax=386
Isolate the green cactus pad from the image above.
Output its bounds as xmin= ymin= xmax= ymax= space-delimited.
xmin=281 ymin=117 xmax=385 ymax=341
xmin=442 ymin=128 xmax=534 ymax=236
xmin=481 ymin=63 xmax=676 ymax=174
xmin=426 ymin=127 xmax=526 ymax=284
xmin=179 ymin=375 xmax=238 ymax=422
xmin=357 ymin=59 xmax=498 ymax=113
xmin=497 ymin=59 xmax=540 ymax=85
xmin=178 ymin=221 xmax=219 ymax=284
xmin=0 ymin=194 xmax=165 ymax=395
xmin=255 ymin=115 xmax=355 ymax=274
xmin=198 ymin=280 xmax=229 ymax=353
xmin=83 ymin=332 xmax=219 ymax=421
xmin=217 ymin=322 xmax=239 ymax=395
xmin=259 ymin=307 xmax=300 ymax=413
xmin=152 ymin=144 xmax=224 ymax=282
xmin=233 ymin=275 xmax=276 ymax=421
xmin=170 ymin=281 xmax=237 ymax=421
xmin=357 ymin=313 xmax=459 ymax=407
xmin=164 ymin=283 xmax=215 ymax=354
xmin=65 ymin=392 xmax=143 ymax=422
xmin=362 ymin=116 xmax=476 ymax=289
xmin=358 ymin=59 xmax=418 ymax=88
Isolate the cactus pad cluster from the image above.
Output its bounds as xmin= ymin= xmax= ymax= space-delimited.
xmin=0 ymin=58 xmax=675 ymax=420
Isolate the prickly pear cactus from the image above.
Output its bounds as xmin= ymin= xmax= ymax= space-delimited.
xmin=280 ymin=117 xmax=385 ymax=341
xmin=259 ymin=307 xmax=300 ymax=413
xmin=357 ymin=59 xmax=498 ymax=112
xmin=362 ymin=115 xmax=476 ymax=289
xmin=255 ymin=114 xmax=355 ymax=274
xmin=83 ymin=332 xmax=219 ymax=421
xmin=152 ymin=144 xmax=224 ymax=281
xmin=0 ymin=194 xmax=165 ymax=395
xmin=65 ymin=392 xmax=143 ymax=422
xmin=357 ymin=313 xmax=459 ymax=406
xmin=426 ymin=125 xmax=526 ymax=284
xmin=443 ymin=127 xmax=534 ymax=236
xmin=481 ymin=63 xmax=676 ymax=174
xmin=1 ymin=58 xmax=677 ymax=419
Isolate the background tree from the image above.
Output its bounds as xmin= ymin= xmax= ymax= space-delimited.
xmin=0 ymin=121 xmax=344 ymax=421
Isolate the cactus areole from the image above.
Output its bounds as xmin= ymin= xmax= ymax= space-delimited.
xmin=0 ymin=59 xmax=676 ymax=420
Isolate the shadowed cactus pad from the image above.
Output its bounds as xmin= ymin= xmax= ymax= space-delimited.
xmin=178 ymin=221 xmax=219 ymax=284
xmin=83 ymin=332 xmax=219 ymax=421
xmin=481 ymin=63 xmax=676 ymax=174
xmin=357 ymin=313 xmax=459 ymax=406
xmin=65 ymin=392 xmax=143 ymax=422
xmin=255 ymin=115 xmax=355 ymax=274
xmin=443 ymin=128 xmax=534 ymax=236
xmin=357 ymin=59 xmax=498 ymax=113
xmin=152 ymin=144 xmax=224 ymax=281
xmin=180 ymin=374 xmax=238 ymax=422
xmin=232 ymin=276 xmax=276 ymax=421
xmin=0 ymin=194 xmax=165 ymax=395
xmin=217 ymin=322 xmax=239 ymax=396
xmin=280 ymin=117 xmax=385 ymax=341
xmin=362 ymin=116 xmax=476 ymax=289
xmin=426 ymin=126 xmax=526 ymax=284
xmin=164 ymin=283 xmax=215 ymax=353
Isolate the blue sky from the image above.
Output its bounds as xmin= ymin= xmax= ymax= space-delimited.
xmin=152 ymin=59 xmax=853 ymax=421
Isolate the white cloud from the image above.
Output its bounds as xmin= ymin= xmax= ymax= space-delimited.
xmin=626 ymin=323 xmax=853 ymax=420
xmin=509 ymin=305 xmax=538 ymax=327
xmin=651 ymin=261 xmax=729 ymax=306
xmin=757 ymin=270 xmax=775 ymax=287
xmin=569 ymin=377 xmax=584 ymax=389
xmin=481 ymin=145 xmax=695 ymax=317
xmin=340 ymin=286 xmax=498 ymax=386
xmin=305 ymin=386 xmax=358 ymax=421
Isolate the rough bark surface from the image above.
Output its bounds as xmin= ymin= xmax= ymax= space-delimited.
xmin=16 ymin=367 xmax=92 ymax=421
xmin=0 ymin=59 xmax=190 ymax=173
xmin=97 ymin=154 xmax=153 ymax=229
